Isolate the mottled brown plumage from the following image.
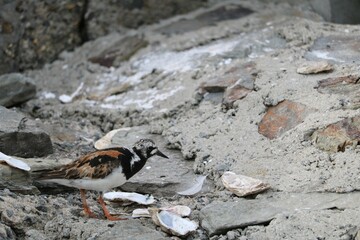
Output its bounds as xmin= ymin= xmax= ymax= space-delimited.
xmin=37 ymin=148 xmax=125 ymax=180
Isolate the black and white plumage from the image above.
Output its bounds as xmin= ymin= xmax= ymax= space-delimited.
xmin=35 ymin=139 xmax=168 ymax=220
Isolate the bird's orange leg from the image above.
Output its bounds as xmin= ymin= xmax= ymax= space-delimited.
xmin=80 ymin=189 xmax=97 ymax=218
xmin=98 ymin=195 xmax=126 ymax=221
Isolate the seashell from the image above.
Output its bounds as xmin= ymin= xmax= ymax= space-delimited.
xmin=0 ymin=151 xmax=31 ymax=171
xmin=103 ymin=192 xmax=156 ymax=205
xmin=221 ymin=171 xmax=270 ymax=197
xmin=94 ymin=128 xmax=132 ymax=150
xmin=177 ymin=175 xmax=207 ymax=196
xmin=132 ymin=208 xmax=151 ymax=218
xmin=149 ymin=208 xmax=198 ymax=237
xmin=160 ymin=205 xmax=191 ymax=217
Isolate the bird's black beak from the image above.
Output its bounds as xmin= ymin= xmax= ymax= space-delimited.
xmin=156 ymin=150 xmax=168 ymax=159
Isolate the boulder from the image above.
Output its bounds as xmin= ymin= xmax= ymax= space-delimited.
xmin=0 ymin=106 xmax=53 ymax=157
xmin=0 ymin=73 xmax=36 ymax=107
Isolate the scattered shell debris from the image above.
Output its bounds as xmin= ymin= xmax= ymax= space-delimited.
xmin=0 ymin=151 xmax=31 ymax=171
xmin=149 ymin=208 xmax=198 ymax=237
xmin=103 ymin=191 xmax=156 ymax=205
xmin=221 ymin=171 xmax=270 ymax=197
xmin=132 ymin=205 xmax=191 ymax=218
xmin=296 ymin=61 xmax=333 ymax=74
xmin=59 ymin=82 xmax=84 ymax=103
xmin=132 ymin=208 xmax=151 ymax=218
xmin=94 ymin=128 xmax=132 ymax=149
xmin=177 ymin=175 xmax=207 ymax=196
xmin=161 ymin=205 xmax=191 ymax=217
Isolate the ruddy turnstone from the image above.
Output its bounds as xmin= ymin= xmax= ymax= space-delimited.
xmin=36 ymin=139 xmax=168 ymax=221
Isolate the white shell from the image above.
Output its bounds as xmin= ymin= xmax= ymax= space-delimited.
xmin=177 ymin=175 xmax=207 ymax=196
xmin=160 ymin=205 xmax=191 ymax=217
xmin=94 ymin=128 xmax=132 ymax=150
xmin=221 ymin=171 xmax=270 ymax=197
xmin=59 ymin=82 xmax=84 ymax=103
xmin=0 ymin=152 xmax=31 ymax=171
xmin=103 ymin=191 xmax=156 ymax=205
xmin=149 ymin=209 xmax=198 ymax=237
xmin=132 ymin=208 xmax=150 ymax=218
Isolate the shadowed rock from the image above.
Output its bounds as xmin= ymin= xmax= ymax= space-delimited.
xmin=0 ymin=106 xmax=53 ymax=157
xmin=0 ymin=73 xmax=36 ymax=107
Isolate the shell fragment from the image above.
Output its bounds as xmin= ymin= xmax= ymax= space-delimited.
xmin=149 ymin=208 xmax=198 ymax=237
xmin=103 ymin=192 xmax=156 ymax=205
xmin=221 ymin=171 xmax=270 ymax=197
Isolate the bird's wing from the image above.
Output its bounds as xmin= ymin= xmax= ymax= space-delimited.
xmin=36 ymin=148 xmax=126 ymax=180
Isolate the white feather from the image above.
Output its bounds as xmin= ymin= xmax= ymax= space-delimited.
xmin=177 ymin=175 xmax=207 ymax=196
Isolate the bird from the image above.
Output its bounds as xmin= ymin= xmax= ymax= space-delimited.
xmin=35 ymin=139 xmax=168 ymax=221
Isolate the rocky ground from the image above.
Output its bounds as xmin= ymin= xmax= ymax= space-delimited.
xmin=2 ymin=0 xmax=360 ymax=239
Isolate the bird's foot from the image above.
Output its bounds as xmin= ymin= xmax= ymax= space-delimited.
xmin=105 ymin=214 xmax=127 ymax=221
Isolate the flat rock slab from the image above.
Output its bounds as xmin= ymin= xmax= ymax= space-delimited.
xmin=305 ymin=35 xmax=360 ymax=63
xmin=156 ymin=4 xmax=254 ymax=35
xmin=94 ymin=126 xmax=198 ymax=197
xmin=200 ymin=199 xmax=282 ymax=236
xmin=200 ymin=192 xmax=360 ymax=236
xmin=0 ymin=73 xmax=36 ymax=107
xmin=311 ymin=115 xmax=360 ymax=152
xmin=258 ymin=100 xmax=313 ymax=139
xmin=0 ymin=106 xmax=53 ymax=157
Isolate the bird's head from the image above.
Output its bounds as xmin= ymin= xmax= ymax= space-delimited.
xmin=133 ymin=139 xmax=168 ymax=160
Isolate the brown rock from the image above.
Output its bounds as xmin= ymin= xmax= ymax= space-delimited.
xmin=199 ymin=62 xmax=257 ymax=108
xmin=312 ymin=116 xmax=360 ymax=152
xmin=258 ymin=100 xmax=312 ymax=139
xmin=223 ymin=86 xmax=251 ymax=108
xmin=316 ymin=75 xmax=360 ymax=94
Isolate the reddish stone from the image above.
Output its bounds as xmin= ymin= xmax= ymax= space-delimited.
xmin=258 ymin=100 xmax=312 ymax=139
xmin=312 ymin=116 xmax=360 ymax=152
xmin=223 ymin=86 xmax=251 ymax=108
xmin=316 ymin=75 xmax=360 ymax=94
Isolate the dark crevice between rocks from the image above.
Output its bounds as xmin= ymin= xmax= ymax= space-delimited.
xmin=79 ymin=0 xmax=89 ymax=44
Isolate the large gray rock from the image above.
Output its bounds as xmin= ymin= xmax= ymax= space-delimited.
xmin=16 ymin=0 xmax=85 ymax=71
xmin=0 ymin=106 xmax=53 ymax=157
xmin=0 ymin=1 xmax=22 ymax=75
xmin=0 ymin=73 xmax=36 ymax=107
